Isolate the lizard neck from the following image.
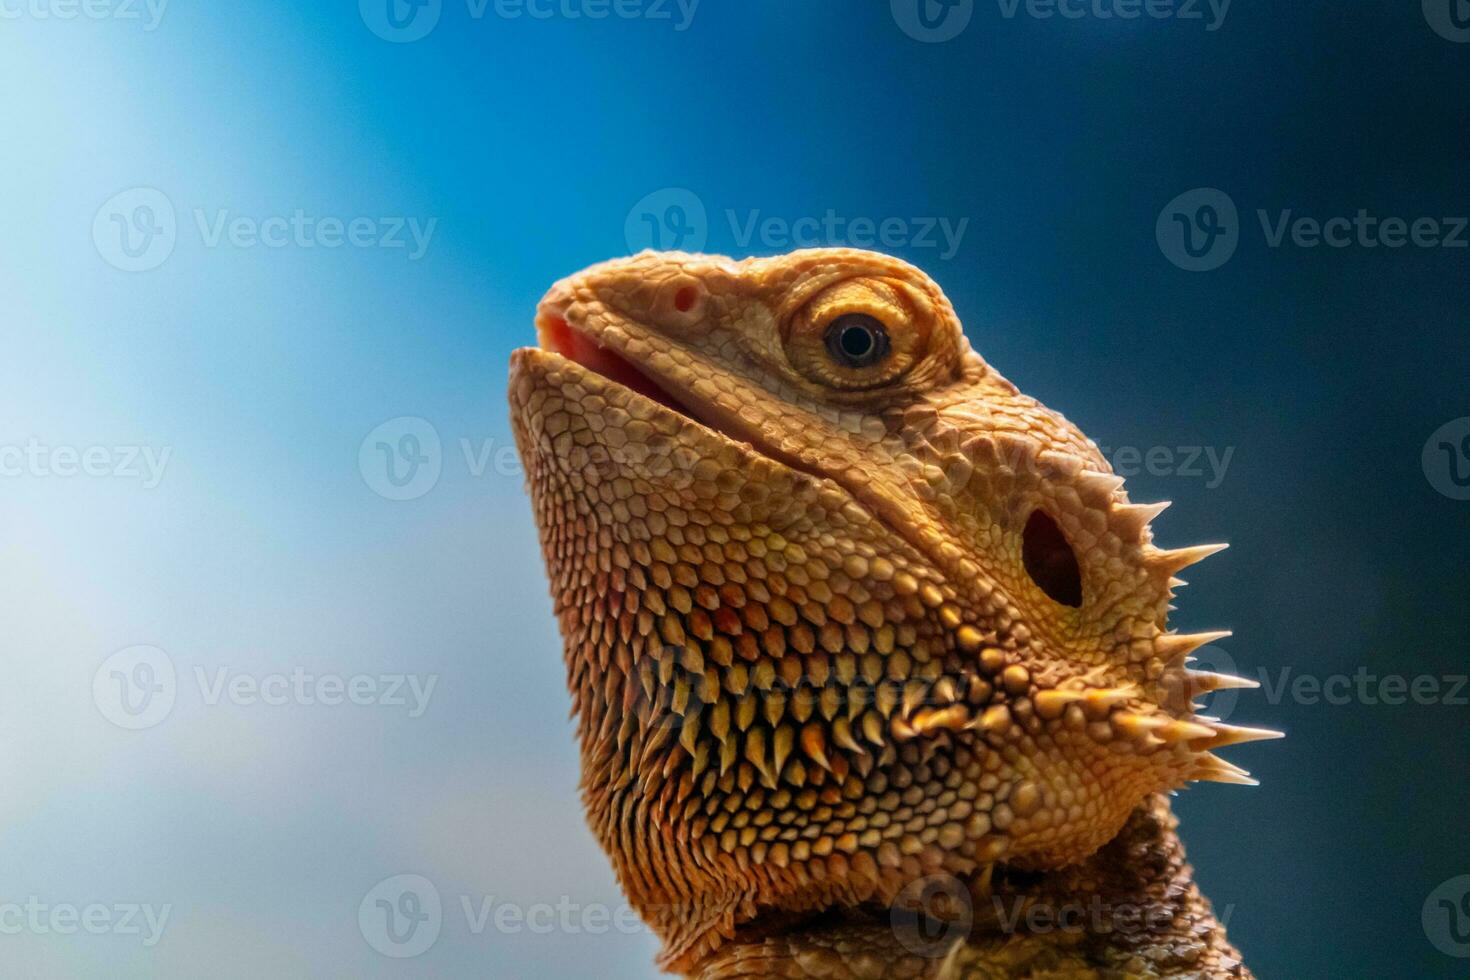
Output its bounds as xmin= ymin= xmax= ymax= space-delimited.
xmin=686 ymin=796 xmax=1252 ymax=980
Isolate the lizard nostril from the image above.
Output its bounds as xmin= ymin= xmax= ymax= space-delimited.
xmin=673 ymin=286 xmax=699 ymax=313
xmin=1022 ymin=510 xmax=1083 ymax=607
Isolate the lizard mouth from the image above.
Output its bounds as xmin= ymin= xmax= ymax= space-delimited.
xmin=528 ymin=305 xmax=812 ymax=481
xmin=535 ymin=313 xmax=694 ymax=419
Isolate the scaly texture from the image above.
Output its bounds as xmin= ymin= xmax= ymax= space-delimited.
xmin=508 ymin=248 xmax=1277 ymax=978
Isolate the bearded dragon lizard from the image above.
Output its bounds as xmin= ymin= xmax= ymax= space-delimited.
xmin=509 ymin=248 xmax=1280 ymax=978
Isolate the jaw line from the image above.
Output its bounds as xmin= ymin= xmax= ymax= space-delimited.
xmin=525 ymin=303 xmax=981 ymax=609
xmin=527 ymin=305 xmax=846 ymax=495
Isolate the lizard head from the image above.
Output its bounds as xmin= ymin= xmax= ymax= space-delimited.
xmin=508 ymin=248 xmax=1278 ymax=971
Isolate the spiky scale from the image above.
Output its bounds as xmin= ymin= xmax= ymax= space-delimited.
xmin=1196 ymin=723 xmax=1286 ymax=750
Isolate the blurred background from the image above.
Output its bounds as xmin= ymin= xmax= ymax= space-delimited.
xmin=2 ymin=0 xmax=1467 ymax=976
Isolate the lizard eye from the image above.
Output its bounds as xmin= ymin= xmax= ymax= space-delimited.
xmin=824 ymin=314 xmax=891 ymax=369
xmin=785 ymin=277 xmax=930 ymax=390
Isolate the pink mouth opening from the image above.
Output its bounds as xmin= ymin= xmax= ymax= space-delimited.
xmin=539 ymin=316 xmax=689 ymax=416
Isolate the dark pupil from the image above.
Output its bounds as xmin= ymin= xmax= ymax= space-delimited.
xmin=825 ymin=314 xmax=889 ymax=368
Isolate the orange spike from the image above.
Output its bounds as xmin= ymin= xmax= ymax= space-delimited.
xmin=1157 ymin=719 xmax=1218 ymax=744
xmin=1115 ymin=501 xmax=1170 ymax=537
xmin=1195 ymin=724 xmax=1285 ymax=750
xmin=911 ymin=705 xmax=971 ymax=735
xmin=1151 ymin=542 xmax=1229 ymax=575
xmin=1187 ymin=670 xmax=1260 ymax=695
xmin=801 ymin=722 xmax=832 ymax=771
xmin=1155 ymin=630 xmax=1233 ymax=662
xmin=1083 ymin=686 xmax=1135 ymax=714
xmin=1111 ymin=712 xmax=1167 ymax=740
xmin=1034 ymin=689 xmax=1085 ymax=720
xmin=1192 ymin=753 xmax=1258 ymax=786
xmin=1079 ymin=470 xmax=1126 ymax=497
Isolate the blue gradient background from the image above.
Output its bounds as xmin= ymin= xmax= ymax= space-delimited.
xmin=3 ymin=1 xmax=1468 ymax=977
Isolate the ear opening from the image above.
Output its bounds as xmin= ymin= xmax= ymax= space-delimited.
xmin=1022 ymin=510 xmax=1083 ymax=607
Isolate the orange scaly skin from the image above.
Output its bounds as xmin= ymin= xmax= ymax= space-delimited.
xmin=508 ymin=249 xmax=1277 ymax=978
